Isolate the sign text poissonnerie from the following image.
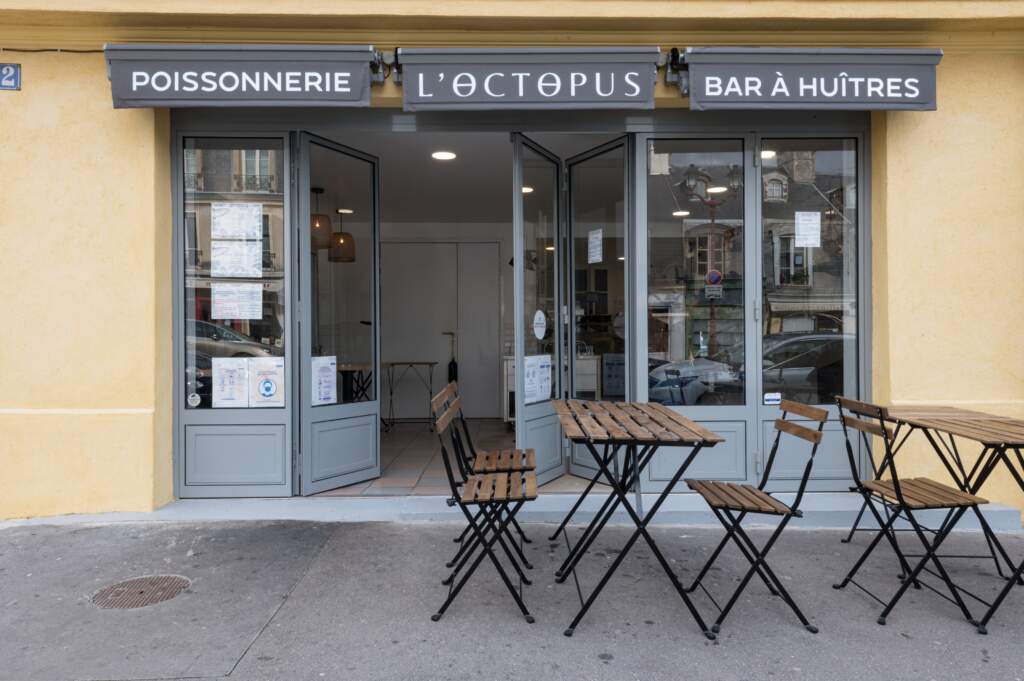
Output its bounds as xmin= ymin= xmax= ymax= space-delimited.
xmin=105 ymin=44 xmax=377 ymax=108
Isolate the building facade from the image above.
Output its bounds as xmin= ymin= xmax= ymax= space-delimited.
xmin=1 ymin=1 xmax=1023 ymax=519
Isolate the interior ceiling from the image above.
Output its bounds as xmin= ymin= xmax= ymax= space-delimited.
xmin=320 ymin=131 xmax=621 ymax=224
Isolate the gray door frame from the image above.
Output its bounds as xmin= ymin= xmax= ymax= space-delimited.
xmin=512 ymin=133 xmax=568 ymax=485
xmin=172 ymin=130 xmax=295 ymax=498
xmin=294 ymin=132 xmax=382 ymax=495
xmin=170 ymin=108 xmax=871 ymax=498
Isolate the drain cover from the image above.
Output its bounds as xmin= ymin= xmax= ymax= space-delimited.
xmin=92 ymin=575 xmax=190 ymax=609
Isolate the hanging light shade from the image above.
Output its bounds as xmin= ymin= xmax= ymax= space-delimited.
xmin=328 ymin=214 xmax=356 ymax=263
xmin=310 ymin=187 xmax=331 ymax=250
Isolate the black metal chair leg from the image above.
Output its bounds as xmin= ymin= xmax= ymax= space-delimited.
xmin=444 ymin=504 xmax=530 ymax=584
xmin=976 ymin=553 xmax=1024 ymax=634
xmin=833 ymin=497 xmax=903 ymax=589
xmin=687 ymin=508 xmax=778 ymax=597
xmin=842 ymin=497 xmax=868 ymax=543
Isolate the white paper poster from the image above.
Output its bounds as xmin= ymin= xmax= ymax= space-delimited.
xmin=249 ymin=357 xmax=285 ymax=408
xmin=794 ymin=211 xmax=821 ymax=248
xmin=311 ymin=355 xmax=337 ymax=406
xmin=523 ymin=354 xmax=552 ymax=405
xmin=211 ymin=240 xmax=263 ymax=278
xmin=211 ymin=202 xmax=263 ymax=240
xmin=587 ymin=228 xmax=603 ymax=264
xmin=212 ymin=357 xmax=249 ymax=408
xmin=211 ymin=282 xmax=263 ymax=320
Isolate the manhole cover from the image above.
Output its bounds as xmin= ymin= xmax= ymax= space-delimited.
xmin=92 ymin=575 xmax=190 ymax=609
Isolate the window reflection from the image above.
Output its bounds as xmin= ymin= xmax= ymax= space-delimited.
xmin=309 ymin=143 xmax=376 ymax=405
xmin=183 ymin=138 xmax=285 ymax=410
xmin=522 ymin=146 xmax=558 ymax=403
xmin=646 ymin=140 xmax=745 ymax=406
xmin=761 ymin=139 xmax=857 ymax=405
xmin=572 ymin=145 xmax=626 ymax=401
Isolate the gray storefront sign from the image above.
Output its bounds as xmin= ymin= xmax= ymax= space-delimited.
xmin=398 ymin=47 xmax=659 ymax=111
xmin=683 ymin=47 xmax=942 ymax=111
xmin=105 ymin=44 xmax=378 ymax=108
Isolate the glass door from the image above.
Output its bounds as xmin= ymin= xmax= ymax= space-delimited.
xmin=296 ymin=133 xmax=381 ymax=495
xmin=644 ymin=138 xmax=757 ymax=490
xmin=566 ymin=137 xmax=630 ymax=478
xmin=512 ymin=134 xmax=567 ymax=485
xmin=756 ymin=138 xmax=860 ymax=490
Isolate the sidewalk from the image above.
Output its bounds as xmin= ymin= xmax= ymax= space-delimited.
xmin=1 ymin=520 xmax=1021 ymax=681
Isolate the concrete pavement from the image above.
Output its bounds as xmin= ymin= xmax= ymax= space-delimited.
xmin=1 ymin=521 xmax=1022 ymax=681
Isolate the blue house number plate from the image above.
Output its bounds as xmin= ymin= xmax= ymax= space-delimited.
xmin=1 ymin=64 xmax=21 ymax=91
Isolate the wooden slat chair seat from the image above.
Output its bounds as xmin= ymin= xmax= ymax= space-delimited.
xmin=833 ymin=395 xmax=988 ymax=628
xmin=684 ymin=400 xmax=829 ymax=635
xmin=472 ymin=449 xmax=537 ymax=474
xmin=460 ymin=471 xmax=539 ymax=505
xmin=862 ymin=478 xmax=987 ymax=510
xmin=687 ymin=480 xmax=792 ymax=516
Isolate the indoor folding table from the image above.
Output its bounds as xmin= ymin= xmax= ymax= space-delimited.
xmin=551 ymin=399 xmax=724 ymax=639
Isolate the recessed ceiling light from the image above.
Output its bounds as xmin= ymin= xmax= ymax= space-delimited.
xmin=707 ymin=186 xmax=728 ymax=194
xmin=545 ymin=245 xmax=555 ymax=251
xmin=761 ymin=149 xmax=777 ymax=160
xmin=522 ymin=186 xmax=534 ymax=194
xmin=336 ymin=208 xmax=354 ymax=214
xmin=672 ymin=210 xmax=690 ymax=217
xmin=617 ymin=256 xmax=625 ymax=261
xmin=431 ymin=151 xmax=457 ymax=161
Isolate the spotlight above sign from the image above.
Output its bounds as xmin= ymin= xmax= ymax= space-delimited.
xmin=397 ymin=47 xmax=660 ymax=111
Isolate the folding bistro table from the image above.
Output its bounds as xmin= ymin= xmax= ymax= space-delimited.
xmin=883 ymin=405 xmax=1024 ymax=633
xmin=552 ymin=399 xmax=724 ymax=639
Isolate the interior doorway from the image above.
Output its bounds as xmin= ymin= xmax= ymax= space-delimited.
xmin=311 ymin=130 xmax=625 ymax=496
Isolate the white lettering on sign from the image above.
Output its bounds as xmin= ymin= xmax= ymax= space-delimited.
xmin=129 ymin=70 xmax=354 ymax=94
xmin=452 ymin=72 xmax=476 ymax=97
xmin=537 ymin=72 xmax=561 ymax=97
xmin=703 ymin=71 xmax=927 ymax=101
xmin=484 ymin=72 xmax=505 ymax=97
xmin=406 ymin=68 xmax=649 ymax=103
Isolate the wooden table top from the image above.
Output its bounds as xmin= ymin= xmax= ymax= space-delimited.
xmin=553 ymin=399 xmax=725 ymax=446
xmin=887 ymin=405 xmax=1024 ymax=447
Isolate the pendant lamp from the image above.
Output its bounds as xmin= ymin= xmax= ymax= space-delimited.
xmin=328 ymin=209 xmax=356 ymax=263
xmin=310 ymin=187 xmax=332 ymax=250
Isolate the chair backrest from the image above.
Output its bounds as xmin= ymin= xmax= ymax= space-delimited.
xmin=431 ymin=381 xmax=476 ymax=480
xmin=761 ymin=399 xmax=829 ymax=512
xmin=835 ymin=396 xmax=905 ymax=501
xmin=432 ymin=393 xmax=466 ymax=497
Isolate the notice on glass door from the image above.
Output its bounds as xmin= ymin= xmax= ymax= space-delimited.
xmin=211 ymin=202 xmax=263 ymax=240
xmin=211 ymin=282 xmax=262 ymax=320
xmin=211 ymin=239 xmax=263 ymax=278
xmin=587 ymin=228 xmax=603 ymax=264
xmin=249 ymin=357 xmax=285 ymax=408
xmin=794 ymin=211 xmax=821 ymax=248
xmin=311 ymin=355 xmax=337 ymax=406
xmin=523 ymin=354 xmax=552 ymax=405
xmin=212 ymin=357 xmax=249 ymax=408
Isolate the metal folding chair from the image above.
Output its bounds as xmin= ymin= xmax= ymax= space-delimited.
xmin=832 ymin=396 xmax=988 ymax=627
xmin=431 ymin=382 xmax=535 ymax=558
xmin=431 ymin=394 xmax=539 ymax=623
xmin=685 ymin=399 xmax=829 ymax=634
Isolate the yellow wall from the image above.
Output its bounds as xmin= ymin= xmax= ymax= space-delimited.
xmin=871 ymin=50 xmax=1024 ymax=511
xmin=0 ymin=52 xmax=171 ymax=518
xmin=1 ymin=5 xmax=1023 ymax=519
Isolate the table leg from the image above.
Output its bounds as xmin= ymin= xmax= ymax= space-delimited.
xmin=564 ymin=441 xmax=713 ymax=639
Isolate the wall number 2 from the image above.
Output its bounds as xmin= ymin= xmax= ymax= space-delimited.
xmin=0 ymin=64 xmax=21 ymax=90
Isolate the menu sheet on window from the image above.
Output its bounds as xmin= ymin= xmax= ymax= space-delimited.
xmin=587 ymin=228 xmax=603 ymax=264
xmin=211 ymin=202 xmax=263 ymax=240
xmin=794 ymin=211 xmax=821 ymax=248
xmin=211 ymin=240 xmax=263 ymax=278
xmin=523 ymin=354 xmax=552 ymax=405
xmin=311 ymin=356 xmax=338 ymax=406
xmin=211 ymin=357 xmax=249 ymax=408
xmin=211 ymin=282 xmax=263 ymax=320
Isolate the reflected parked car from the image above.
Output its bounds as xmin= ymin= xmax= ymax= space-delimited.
xmin=184 ymin=351 xmax=212 ymax=408
xmin=187 ymin=319 xmax=278 ymax=358
xmin=762 ymin=333 xmax=851 ymax=403
xmin=648 ymin=356 xmax=742 ymax=405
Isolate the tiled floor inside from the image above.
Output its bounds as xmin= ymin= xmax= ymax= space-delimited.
xmin=317 ymin=420 xmax=601 ymax=496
